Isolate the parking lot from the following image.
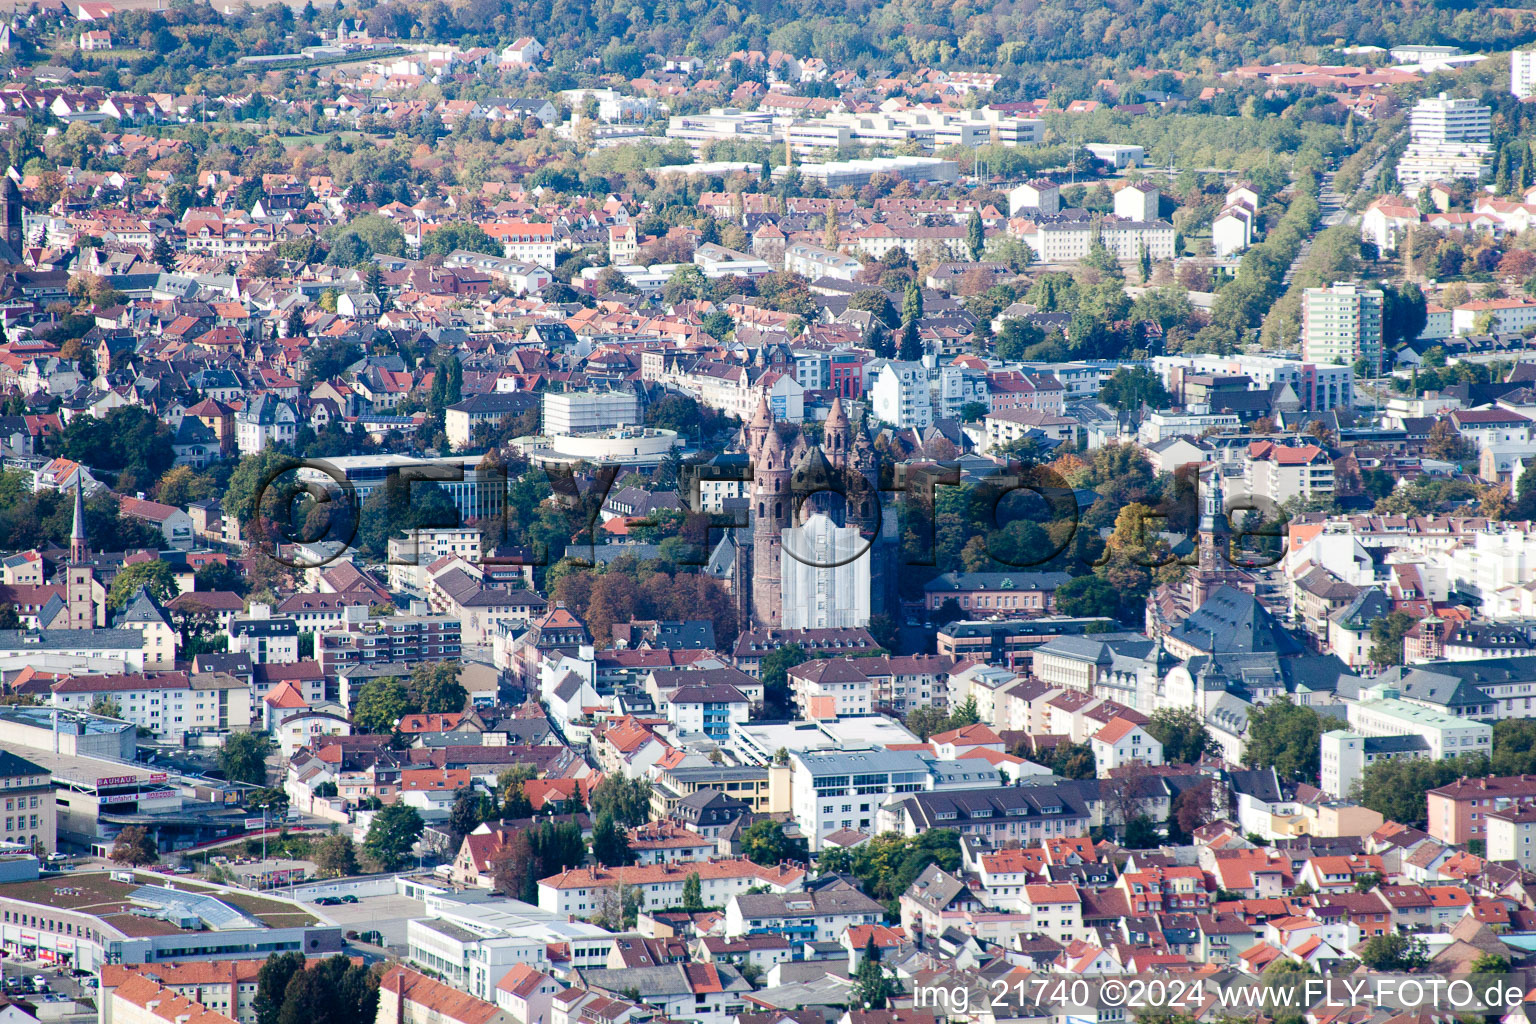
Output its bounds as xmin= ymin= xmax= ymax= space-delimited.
xmin=310 ymin=893 xmax=424 ymax=949
xmin=1 ymin=955 xmax=93 ymax=1003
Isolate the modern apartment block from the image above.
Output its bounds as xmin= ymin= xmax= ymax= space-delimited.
xmin=1515 ymin=50 xmax=1536 ymax=99
xmin=1302 ymin=283 xmax=1384 ymax=372
xmin=1409 ymin=93 xmax=1491 ymax=144
xmin=319 ymin=610 xmax=462 ymax=675
xmin=1398 ymin=93 xmax=1493 ymax=185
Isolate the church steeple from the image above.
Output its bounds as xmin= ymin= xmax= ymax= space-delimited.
xmin=1197 ymin=471 xmax=1226 ymax=573
xmin=70 ymin=472 xmax=88 ymax=564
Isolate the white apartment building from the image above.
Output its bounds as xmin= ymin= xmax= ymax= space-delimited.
xmin=783 ymin=243 xmax=862 ymax=282
xmin=1137 ymin=410 xmax=1241 ymax=443
xmin=484 ymin=222 xmax=557 ymax=268
xmin=1515 ymin=50 xmax=1536 ymax=100
xmin=788 ymin=657 xmax=874 ymax=718
xmin=541 ymin=390 xmax=640 ymax=435
xmin=1303 ymin=283 xmax=1383 ymax=370
xmin=537 ymin=860 xmax=802 ymax=916
xmin=1486 ymin=806 xmax=1536 ymax=869
xmin=1213 ymin=205 xmax=1254 ymax=258
xmin=408 ymin=898 xmax=612 ymax=1000
xmin=1243 ymin=440 xmax=1335 ymax=505
xmin=1411 ymin=93 xmax=1491 ymax=144
xmin=1151 ymin=353 xmax=1354 ymax=411
xmin=1020 ymin=883 xmax=1087 ymax=945
xmin=1113 ymin=183 xmax=1160 ymax=221
xmin=387 ymin=526 xmax=486 ymax=590
xmin=1320 ymin=729 xmax=1436 ymax=800
xmin=1097 ymin=218 xmax=1177 ymax=261
xmin=50 ymin=671 xmax=256 ymax=742
xmin=870 ymin=360 xmax=932 ymax=429
xmin=1397 ymin=144 xmax=1495 ymax=186
xmin=789 ymin=748 xmax=931 ymax=848
xmin=1013 ymin=219 xmax=1092 ymax=262
xmin=1452 ymin=297 xmax=1536 ymax=335
xmin=1346 ymin=683 xmax=1491 ymax=760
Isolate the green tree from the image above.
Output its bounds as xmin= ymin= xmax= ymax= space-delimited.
xmin=89 ymin=695 xmax=124 ymax=718
xmin=1053 ymin=575 xmax=1120 ymax=619
xmin=1122 ymin=815 xmax=1161 ymax=848
xmin=355 ymin=476 xmax=460 ymax=559
xmin=57 ymin=405 xmax=175 ymax=491
xmin=682 ymin=871 xmax=704 ymax=911
xmin=849 ymin=289 xmax=900 ymax=329
xmin=853 ymin=937 xmax=898 ymax=1009
xmin=221 ymin=732 xmax=274 ymax=786
xmin=901 ymin=280 xmax=923 ymax=329
xmin=194 ymin=561 xmax=248 ymax=595
xmin=152 ymin=235 xmax=175 ymax=271
xmin=312 ymin=835 xmax=358 ymax=878
xmin=759 ymin=643 xmax=808 ymax=718
xmin=420 ymin=222 xmax=501 ymax=258
xmin=591 ymin=811 xmax=634 ymax=867
xmin=255 ymin=953 xmax=306 ymax=1024
xmin=1357 ymin=932 xmax=1429 ymax=972
xmin=1369 ymin=611 xmax=1417 ymax=667
xmin=904 ymin=705 xmax=950 ymax=740
xmin=1099 ymin=367 xmax=1173 ymax=413
xmin=110 ymin=825 xmax=159 ymax=865
xmin=589 ymin=773 xmax=653 ymax=826
xmin=406 ymin=661 xmax=467 ymax=715
xmin=1243 ymin=698 xmax=1326 ymax=783
xmin=947 ymin=696 xmax=980 ymax=729
xmin=966 ymin=210 xmax=984 ymax=262
xmin=448 ymin=787 xmax=490 ymax=841
xmin=353 ymin=676 xmax=410 ymax=734
xmin=363 ymin=803 xmax=424 ymax=870
xmin=106 ymin=560 xmax=177 ymax=611
xmin=1148 ymin=707 xmax=1216 ymax=765
xmin=1353 ymin=752 xmax=1488 ymax=826
xmin=740 ymin=819 xmax=809 ymax=866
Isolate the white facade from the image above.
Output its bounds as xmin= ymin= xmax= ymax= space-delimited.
xmin=870 ymin=361 xmax=932 ymax=429
xmin=1303 ymin=283 xmax=1383 ymax=370
xmin=1213 ymin=206 xmax=1254 ymax=257
xmin=789 ymin=748 xmax=931 ymax=848
xmin=1097 ymin=218 xmax=1176 ymax=260
xmin=1113 ymin=184 xmax=1159 ymax=222
xmin=1516 ymin=50 xmax=1536 ymax=100
xmin=1410 ymin=93 xmax=1491 ymax=144
xmin=541 ymin=391 xmax=640 ymax=435
xmin=1346 ymin=684 xmax=1491 ymax=760
xmin=780 ymin=514 xmax=871 ymax=630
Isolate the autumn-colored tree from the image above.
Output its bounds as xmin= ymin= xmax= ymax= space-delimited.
xmin=1479 ymin=483 xmax=1513 ymax=520
xmin=1426 ymin=419 xmax=1469 ymax=462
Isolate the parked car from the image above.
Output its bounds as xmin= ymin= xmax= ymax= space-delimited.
xmin=314 ymin=897 xmax=340 ymax=906
xmin=339 ymin=895 xmax=358 ymax=904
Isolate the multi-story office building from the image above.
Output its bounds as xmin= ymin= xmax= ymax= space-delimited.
xmin=541 ymin=390 xmax=640 ymax=435
xmin=1303 ymin=283 xmax=1384 ymax=372
xmin=788 ymin=748 xmax=930 ymax=848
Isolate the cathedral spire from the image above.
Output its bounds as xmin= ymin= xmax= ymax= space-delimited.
xmin=70 ymin=471 xmax=88 ymax=563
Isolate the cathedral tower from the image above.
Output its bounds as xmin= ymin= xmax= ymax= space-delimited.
xmin=0 ymin=177 xmax=22 ymax=265
xmin=751 ymin=420 xmax=791 ymax=627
